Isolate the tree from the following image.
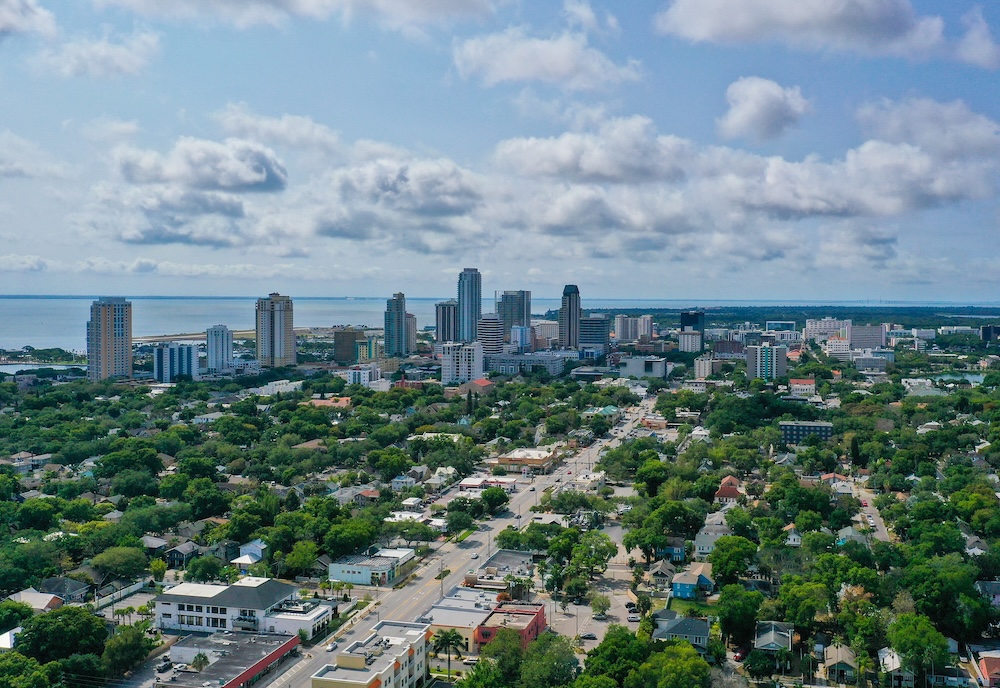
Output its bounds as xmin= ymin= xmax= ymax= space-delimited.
xmin=623 ymin=642 xmax=710 ymax=688
xmin=103 ymin=625 xmax=155 ymax=677
xmin=186 ymin=556 xmax=224 ymax=582
xmin=446 ymin=510 xmax=474 ymax=534
xmin=589 ymin=592 xmax=611 ymax=616
xmin=150 ymin=558 xmax=167 ymax=582
xmin=518 ymin=632 xmax=578 ymax=688
xmin=582 ymin=625 xmax=653 ymax=686
xmin=57 ymin=653 xmax=106 ymax=688
xmin=480 ymin=487 xmax=510 ymax=514
xmin=0 ymin=651 xmax=51 ymax=688
xmin=285 ymin=541 xmax=319 ymax=575
xmin=92 ymin=547 xmax=147 ymax=580
xmin=708 ymin=536 xmax=757 ymax=586
xmin=569 ymin=531 xmax=618 ymax=578
xmin=742 ymin=650 xmax=774 ymax=684
xmin=432 ymin=629 xmax=464 ymax=681
xmin=887 ymin=613 xmax=949 ymax=679
xmin=183 ymin=478 xmax=230 ymax=519
xmin=457 ymin=657 xmax=505 ymax=688
xmin=0 ymin=600 xmax=33 ymax=634
xmin=622 ymin=527 xmax=668 ymax=567
xmin=636 ymin=460 xmax=670 ymax=498
xmin=17 ymin=606 xmax=108 ymax=664
xmin=481 ymin=628 xmax=523 ymax=687
xmin=191 ymin=652 xmax=210 ymax=672
xmin=111 ymin=469 xmax=159 ymax=498
xmin=778 ymin=578 xmax=828 ymax=640
xmin=716 ymin=585 xmax=763 ymax=647
xmin=16 ymin=499 xmax=58 ymax=531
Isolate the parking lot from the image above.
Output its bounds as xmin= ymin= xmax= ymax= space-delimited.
xmin=544 ymin=570 xmax=639 ymax=649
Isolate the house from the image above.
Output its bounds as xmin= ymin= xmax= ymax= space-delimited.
xmin=671 ymin=563 xmax=714 ymax=600
xmin=174 ymin=520 xmax=208 ymax=540
xmin=754 ymin=621 xmax=794 ymax=653
xmin=231 ymin=539 xmax=268 ymax=572
xmin=141 ymin=535 xmax=168 ymax=557
xmin=652 ymin=616 xmax=710 ymax=653
xmin=37 ymin=577 xmax=90 ymax=604
xmin=879 ymin=648 xmax=915 ymax=688
xmin=166 ymin=541 xmax=201 ymax=569
xmin=782 ymin=524 xmax=802 ymax=547
xmin=390 ymin=475 xmax=416 ymax=491
xmin=824 ymin=644 xmax=857 ymax=683
xmin=694 ymin=523 xmax=732 ymax=557
xmin=980 ymin=655 xmax=1000 ymax=688
xmin=658 ymin=536 xmax=687 ymax=563
xmin=976 ymin=580 xmax=1000 ymax=607
xmin=7 ymin=588 xmax=62 ymax=613
xmin=713 ymin=484 xmax=742 ymax=504
xmin=836 ymin=526 xmax=868 ymax=547
xmin=205 ymin=539 xmax=240 ymax=563
xmin=649 ymin=560 xmax=676 ymax=589
xmin=930 ymin=666 xmax=974 ymax=686
xmin=355 ymin=489 xmax=381 ymax=506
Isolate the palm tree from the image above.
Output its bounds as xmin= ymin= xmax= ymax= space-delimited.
xmin=432 ymin=629 xmax=464 ymax=681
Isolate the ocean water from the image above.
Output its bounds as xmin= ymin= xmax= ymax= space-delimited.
xmin=0 ymin=295 xmax=997 ymax=353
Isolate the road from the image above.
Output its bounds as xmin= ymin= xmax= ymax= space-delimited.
xmin=855 ymin=483 xmax=892 ymax=542
xmin=261 ymin=397 xmax=657 ymax=688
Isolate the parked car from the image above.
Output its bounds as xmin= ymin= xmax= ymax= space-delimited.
xmin=463 ymin=657 xmax=479 ymax=665
xmin=592 ymin=613 xmax=607 ymax=621
xmin=625 ymin=601 xmax=637 ymax=610
xmin=580 ymin=633 xmax=598 ymax=640
xmin=627 ymin=613 xmax=641 ymax=622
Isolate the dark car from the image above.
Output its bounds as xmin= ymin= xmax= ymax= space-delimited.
xmin=625 ymin=601 xmax=637 ymax=610
xmin=580 ymin=633 xmax=598 ymax=640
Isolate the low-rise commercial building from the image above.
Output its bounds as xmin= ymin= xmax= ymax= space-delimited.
xmin=157 ymin=632 xmax=300 ymax=688
xmin=329 ymin=548 xmax=415 ymax=586
xmin=154 ymin=577 xmax=332 ymax=639
xmin=474 ymin=603 xmax=546 ymax=649
xmin=311 ymin=621 xmax=430 ymax=688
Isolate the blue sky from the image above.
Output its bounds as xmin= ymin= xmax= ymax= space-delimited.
xmin=0 ymin=0 xmax=998 ymax=302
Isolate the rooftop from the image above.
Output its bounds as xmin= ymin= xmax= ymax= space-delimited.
xmin=161 ymin=632 xmax=297 ymax=688
xmin=312 ymin=621 xmax=429 ymax=685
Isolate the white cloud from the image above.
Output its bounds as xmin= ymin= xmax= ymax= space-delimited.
xmin=857 ymin=97 xmax=1000 ymax=159
xmin=654 ymin=0 xmax=944 ymax=59
xmin=114 ymin=137 xmax=288 ymax=191
xmin=0 ymin=253 xmax=47 ymax=271
xmin=94 ymin=0 xmax=495 ymax=31
xmin=454 ymin=27 xmax=640 ymax=90
xmin=0 ymin=131 xmax=67 ymax=178
xmin=0 ymin=0 xmax=55 ymax=40
xmin=34 ymin=30 xmax=160 ymax=78
xmin=717 ymin=76 xmax=810 ymax=142
xmin=957 ymin=7 xmax=1000 ymax=70
xmin=816 ymin=224 xmax=897 ymax=269
xmin=213 ymin=103 xmax=340 ymax=153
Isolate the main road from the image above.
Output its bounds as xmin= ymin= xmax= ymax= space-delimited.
xmin=263 ymin=396 xmax=657 ymax=688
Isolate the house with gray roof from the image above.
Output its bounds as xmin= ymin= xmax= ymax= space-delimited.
xmin=652 ymin=616 xmax=710 ymax=653
xmin=754 ymin=621 xmax=794 ymax=653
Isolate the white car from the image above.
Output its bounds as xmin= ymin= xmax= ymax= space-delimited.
xmin=326 ymin=642 xmax=338 ymax=652
xmin=471 ymin=552 xmax=479 ymax=559
xmin=627 ymin=613 xmax=641 ymax=622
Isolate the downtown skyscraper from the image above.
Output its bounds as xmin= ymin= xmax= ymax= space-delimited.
xmin=256 ymin=293 xmax=296 ymax=367
xmin=385 ymin=292 xmax=409 ymax=357
xmin=87 ymin=297 xmax=132 ymax=381
xmin=558 ymin=285 xmax=581 ymax=349
xmin=497 ymin=290 xmax=531 ymax=342
xmin=457 ymin=267 xmax=481 ymax=342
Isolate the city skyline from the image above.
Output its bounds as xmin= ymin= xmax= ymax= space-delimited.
xmin=1 ymin=2 xmax=1000 ymax=300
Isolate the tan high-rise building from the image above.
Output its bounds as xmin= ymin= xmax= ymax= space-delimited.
xmin=256 ymin=293 xmax=296 ymax=367
xmin=87 ymin=297 xmax=133 ymax=381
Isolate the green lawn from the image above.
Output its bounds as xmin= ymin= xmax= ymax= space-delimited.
xmin=668 ymin=597 xmax=716 ymax=617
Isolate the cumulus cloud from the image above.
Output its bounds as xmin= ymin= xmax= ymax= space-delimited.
xmin=0 ymin=131 xmax=67 ymax=178
xmin=957 ymin=7 xmax=1000 ymax=70
xmin=114 ymin=137 xmax=288 ymax=191
xmin=34 ymin=30 xmax=160 ymax=78
xmin=816 ymin=224 xmax=898 ymax=269
xmin=453 ymin=27 xmax=640 ymax=90
xmin=717 ymin=76 xmax=810 ymax=142
xmin=94 ymin=0 xmax=494 ymax=31
xmin=0 ymin=0 xmax=55 ymax=40
xmin=213 ymin=103 xmax=340 ymax=153
xmin=494 ymin=115 xmax=693 ymax=182
xmin=0 ymin=253 xmax=47 ymax=271
xmin=654 ymin=0 xmax=944 ymax=59
xmin=857 ymin=97 xmax=1000 ymax=159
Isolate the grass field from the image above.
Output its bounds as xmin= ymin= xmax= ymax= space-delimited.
xmin=668 ymin=597 xmax=716 ymax=617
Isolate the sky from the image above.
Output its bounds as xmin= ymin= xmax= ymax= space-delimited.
xmin=0 ymin=0 xmax=999 ymax=303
